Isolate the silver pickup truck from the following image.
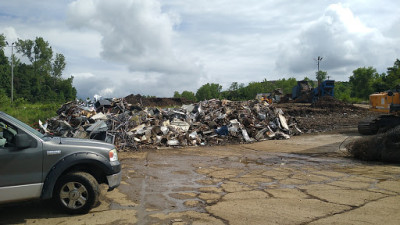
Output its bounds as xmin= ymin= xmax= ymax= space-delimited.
xmin=0 ymin=111 xmax=121 ymax=214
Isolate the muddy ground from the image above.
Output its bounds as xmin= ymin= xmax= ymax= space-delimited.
xmin=278 ymin=98 xmax=378 ymax=133
xmin=1 ymin=128 xmax=400 ymax=225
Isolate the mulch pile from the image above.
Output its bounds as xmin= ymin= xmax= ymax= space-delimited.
xmin=311 ymin=96 xmax=363 ymax=112
xmin=277 ymin=97 xmax=372 ymax=133
xmin=125 ymin=94 xmax=193 ymax=108
xmin=346 ymin=125 xmax=400 ymax=162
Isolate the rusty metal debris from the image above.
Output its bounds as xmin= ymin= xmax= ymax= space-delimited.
xmin=42 ymin=98 xmax=302 ymax=150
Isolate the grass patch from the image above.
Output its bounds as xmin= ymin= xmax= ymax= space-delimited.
xmin=0 ymin=102 xmax=60 ymax=128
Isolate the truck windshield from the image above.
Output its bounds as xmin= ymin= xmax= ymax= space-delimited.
xmin=2 ymin=113 xmax=44 ymax=139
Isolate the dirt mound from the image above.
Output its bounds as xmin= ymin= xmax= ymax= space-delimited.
xmin=311 ymin=96 xmax=363 ymax=113
xmin=124 ymin=94 xmax=193 ymax=107
xmin=277 ymin=99 xmax=375 ymax=133
xmin=346 ymin=125 xmax=400 ymax=162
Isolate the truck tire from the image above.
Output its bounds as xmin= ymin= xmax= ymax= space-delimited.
xmin=54 ymin=172 xmax=99 ymax=214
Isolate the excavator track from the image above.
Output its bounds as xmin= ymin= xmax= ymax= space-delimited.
xmin=358 ymin=115 xmax=400 ymax=135
xmin=358 ymin=117 xmax=378 ymax=135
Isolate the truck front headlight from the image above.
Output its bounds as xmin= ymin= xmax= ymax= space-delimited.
xmin=109 ymin=149 xmax=118 ymax=162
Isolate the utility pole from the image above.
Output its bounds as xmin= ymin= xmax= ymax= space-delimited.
xmin=6 ymin=41 xmax=15 ymax=103
xmin=315 ymin=56 xmax=323 ymax=72
xmin=314 ymin=56 xmax=323 ymax=86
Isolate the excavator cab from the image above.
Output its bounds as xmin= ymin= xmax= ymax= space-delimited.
xmin=388 ymin=91 xmax=400 ymax=114
xmin=358 ymin=87 xmax=400 ymax=134
xmin=369 ymin=90 xmax=400 ymax=114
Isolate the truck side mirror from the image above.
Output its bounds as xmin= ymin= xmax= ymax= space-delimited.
xmin=388 ymin=91 xmax=393 ymax=97
xmin=15 ymin=134 xmax=32 ymax=149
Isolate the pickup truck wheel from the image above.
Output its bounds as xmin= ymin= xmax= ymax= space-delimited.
xmin=54 ymin=172 xmax=99 ymax=214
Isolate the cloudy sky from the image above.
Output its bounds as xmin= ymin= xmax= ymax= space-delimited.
xmin=1 ymin=0 xmax=399 ymax=98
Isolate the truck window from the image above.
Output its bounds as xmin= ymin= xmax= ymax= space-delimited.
xmin=0 ymin=121 xmax=18 ymax=147
xmin=0 ymin=120 xmax=37 ymax=148
xmin=1 ymin=114 xmax=44 ymax=139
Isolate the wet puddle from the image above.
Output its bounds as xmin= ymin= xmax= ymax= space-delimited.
xmin=111 ymin=145 xmax=400 ymax=224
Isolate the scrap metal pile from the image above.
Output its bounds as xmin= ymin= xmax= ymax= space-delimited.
xmin=41 ymin=98 xmax=302 ymax=150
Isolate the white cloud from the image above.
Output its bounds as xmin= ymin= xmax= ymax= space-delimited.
xmin=66 ymin=0 xmax=204 ymax=98
xmin=3 ymin=27 xmax=18 ymax=43
xmin=1 ymin=0 xmax=400 ymax=99
xmin=276 ymin=3 xmax=399 ymax=81
xmin=72 ymin=72 xmax=95 ymax=79
xmin=67 ymin=0 xmax=201 ymax=73
xmin=99 ymin=87 xmax=114 ymax=96
xmin=327 ymin=3 xmax=372 ymax=34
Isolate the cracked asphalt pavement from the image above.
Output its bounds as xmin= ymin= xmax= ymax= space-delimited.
xmin=1 ymin=128 xmax=400 ymax=224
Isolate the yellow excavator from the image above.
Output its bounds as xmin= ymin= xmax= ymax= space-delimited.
xmin=255 ymin=93 xmax=273 ymax=104
xmin=358 ymin=86 xmax=400 ymax=134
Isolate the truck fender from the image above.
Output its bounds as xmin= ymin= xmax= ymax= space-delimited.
xmin=41 ymin=152 xmax=111 ymax=200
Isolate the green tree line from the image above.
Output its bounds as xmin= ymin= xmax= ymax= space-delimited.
xmin=0 ymin=34 xmax=76 ymax=103
xmin=174 ymin=59 xmax=400 ymax=103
